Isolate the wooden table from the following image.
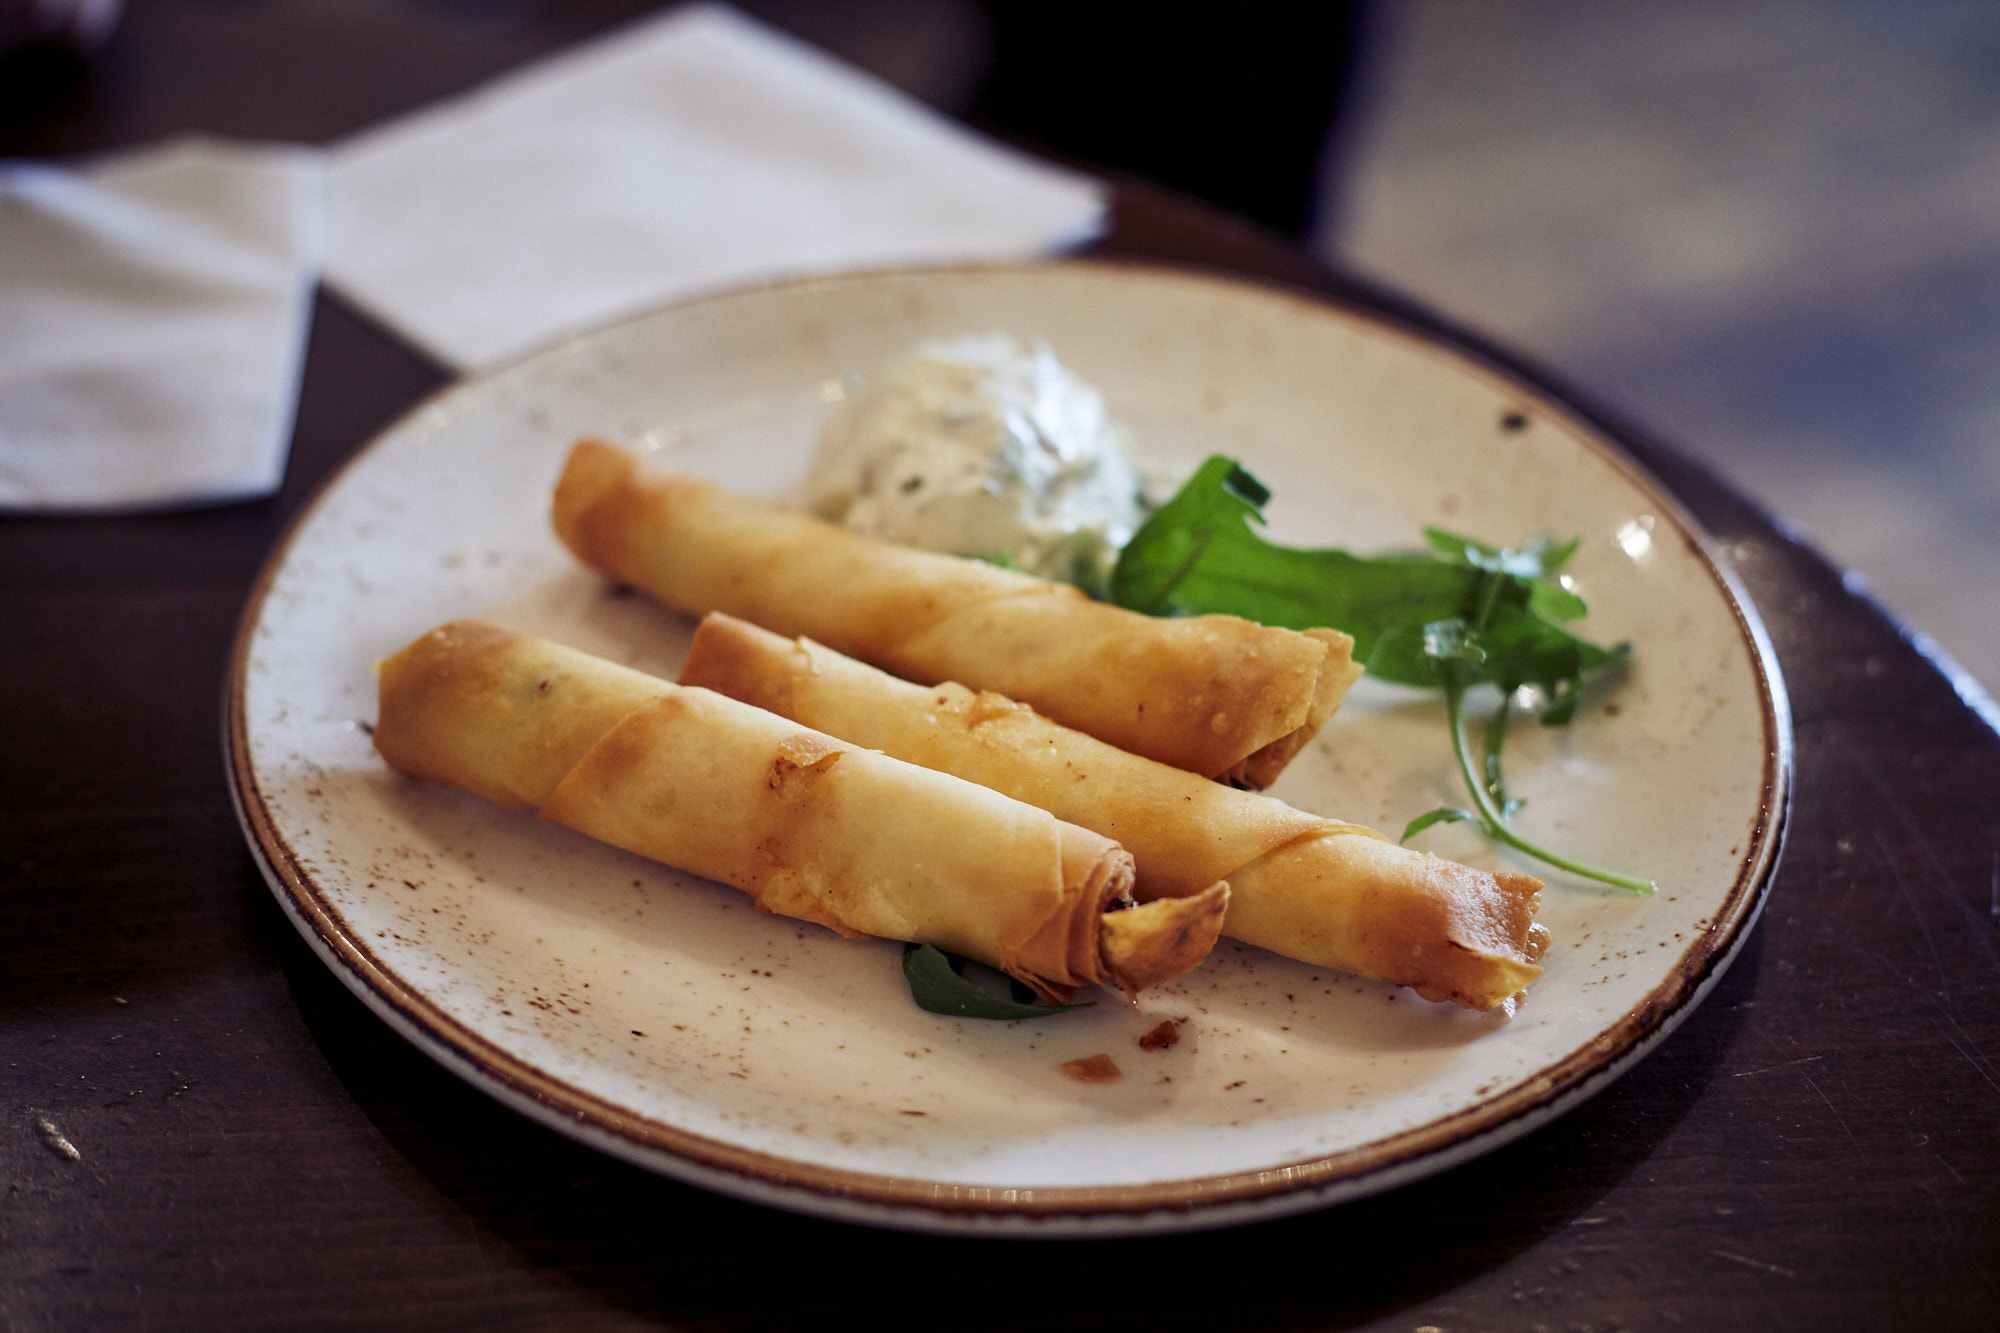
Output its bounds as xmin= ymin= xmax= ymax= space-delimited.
xmin=5 ymin=4 xmax=1995 ymax=1328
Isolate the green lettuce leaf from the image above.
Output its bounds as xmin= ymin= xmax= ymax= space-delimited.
xmin=901 ymin=944 xmax=1094 ymax=1019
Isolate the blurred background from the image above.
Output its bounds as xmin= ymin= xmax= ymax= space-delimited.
xmin=1330 ymin=0 xmax=2000 ymax=698
xmin=7 ymin=0 xmax=1995 ymax=690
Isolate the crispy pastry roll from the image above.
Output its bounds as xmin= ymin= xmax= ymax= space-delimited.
xmin=551 ymin=439 xmax=1361 ymax=788
xmin=682 ymin=613 xmax=1549 ymax=1010
xmin=373 ymin=620 xmax=1226 ymax=1002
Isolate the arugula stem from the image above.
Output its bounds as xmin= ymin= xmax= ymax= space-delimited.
xmin=1444 ymin=677 xmax=1657 ymax=895
xmin=1473 ymin=566 xmax=1507 ymax=632
xmin=1480 ymin=695 xmax=1510 ymax=808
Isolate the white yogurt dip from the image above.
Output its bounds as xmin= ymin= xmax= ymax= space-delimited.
xmin=803 ymin=333 xmax=1145 ymax=597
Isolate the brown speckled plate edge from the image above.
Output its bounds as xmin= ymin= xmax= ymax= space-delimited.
xmin=223 ymin=259 xmax=1791 ymax=1237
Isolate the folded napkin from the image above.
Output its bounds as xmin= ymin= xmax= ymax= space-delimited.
xmin=324 ymin=2 xmax=1107 ymax=372
xmin=0 ymin=136 xmax=323 ymax=512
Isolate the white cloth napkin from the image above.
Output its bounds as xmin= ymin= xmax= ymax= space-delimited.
xmin=0 ymin=136 xmax=323 ymax=512
xmin=323 ymin=2 xmax=1107 ymax=372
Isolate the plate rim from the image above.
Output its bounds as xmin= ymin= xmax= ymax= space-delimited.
xmin=224 ymin=257 xmax=1793 ymax=1235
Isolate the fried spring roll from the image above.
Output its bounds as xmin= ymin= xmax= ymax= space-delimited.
xmin=682 ymin=614 xmax=1549 ymax=1010
xmin=551 ymin=439 xmax=1361 ymax=788
xmin=373 ymin=620 xmax=1226 ymax=1002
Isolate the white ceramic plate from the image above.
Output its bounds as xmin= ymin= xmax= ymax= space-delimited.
xmin=227 ymin=263 xmax=1788 ymax=1236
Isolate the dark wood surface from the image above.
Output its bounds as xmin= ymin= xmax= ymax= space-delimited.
xmin=4 ymin=4 xmax=1996 ymax=1329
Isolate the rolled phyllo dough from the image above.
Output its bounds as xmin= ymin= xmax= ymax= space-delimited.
xmin=373 ymin=620 xmax=1225 ymax=1003
xmin=551 ymin=439 xmax=1361 ymax=788
xmin=681 ymin=613 xmax=1549 ymax=1011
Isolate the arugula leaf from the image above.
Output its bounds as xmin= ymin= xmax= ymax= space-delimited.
xmin=1401 ymin=805 xmax=1479 ymax=840
xmin=1111 ymin=455 xmax=1653 ymax=894
xmin=901 ymin=944 xmax=1094 ymax=1019
xmin=1113 ymin=460 xmax=1623 ymax=697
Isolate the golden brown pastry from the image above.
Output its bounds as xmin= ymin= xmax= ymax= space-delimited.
xmin=373 ymin=620 xmax=1226 ymax=1002
xmin=550 ymin=439 xmax=1361 ymax=788
xmin=681 ymin=613 xmax=1549 ymax=1010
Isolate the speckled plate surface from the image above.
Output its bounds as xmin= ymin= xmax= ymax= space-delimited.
xmin=226 ymin=262 xmax=1789 ymax=1236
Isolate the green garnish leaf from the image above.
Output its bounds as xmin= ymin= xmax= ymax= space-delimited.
xmin=1402 ymin=806 xmax=1477 ymax=841
xmin=1221 ymin=460 xmax=1272 ymax=507
xmin=1112 ymin=459 xmax=1622 ymax=697
xmin=901 ymin=944 xmax=1093 ymax=1020
xmin=1528 ymin=579 xmax=1589 ymax=624
xmin=1421 ymin=616 xmax=1484 ymax=672
xmin=1112 ymin=454 xmax=1654 ymax=894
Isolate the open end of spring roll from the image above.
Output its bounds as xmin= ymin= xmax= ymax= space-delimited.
xmin=375 ymin=620 xmax=1225 ymax=1003
xmin=551 ymin=438 xmax=1359 ymax=787
xmin=1224 ymin=830 xmax=1548 ymax=1009
xmin=681 ymin=612 xmax=1547 ymax=1010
